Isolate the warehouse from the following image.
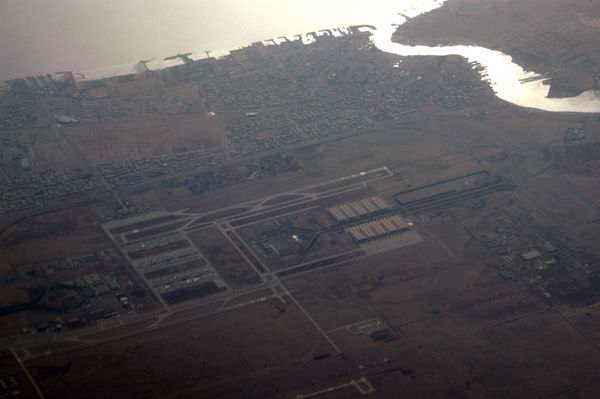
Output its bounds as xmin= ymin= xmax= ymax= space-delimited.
xmin=327 ymin=196 xmax=390 ymax=222
xmin=346 ymin=215 xmax=412 ymax=243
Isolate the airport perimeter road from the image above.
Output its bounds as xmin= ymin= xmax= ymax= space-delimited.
xmin=285 ymin=293 xmax=343 ymax=354
xmin=9 ymin=347 xmax=46 ymax=399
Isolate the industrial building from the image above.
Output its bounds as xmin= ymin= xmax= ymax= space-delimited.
xmin=346 ymin=214 xmax=412 ymax=243
xmin=542 ymin=241 xmax=557 ymax=252
xmin=327 ymin=196 xmax=390 ymax=222
xmin=520 ymin=250 xmax=542 ymax=260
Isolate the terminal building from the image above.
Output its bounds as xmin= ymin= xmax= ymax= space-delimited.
xmin=346 ymin=214 xmax=413 ymax=243
xmin=327 ymin=196 xmax=390 ymax=222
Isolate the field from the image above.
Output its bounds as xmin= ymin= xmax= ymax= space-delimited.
xmin=26 ymin=300 xmax=334 ymax=399
xmin=29 ymin=128 xmax=83 ymax=169
xmin=62 ymin=115 xmax=226 ymax=163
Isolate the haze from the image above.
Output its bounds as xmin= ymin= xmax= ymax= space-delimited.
xmin=0 ymin=0 xmax=402 ymax=81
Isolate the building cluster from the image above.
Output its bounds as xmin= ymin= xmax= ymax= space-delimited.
xmin=2 ymin=28 xmax=494 ymax=134
xmin=483 ymin=222 xmax=596 ymax=296
xmin=6 ymin=245 xmax=154 ymax=334
xmin=0 ymin=105 xmax=38 ymax=128
xmin=168 ymin=154 xmax=300 ymax=195
xmin=5 ymin=76 xmax=58 ymax=103
xmin=98 ymin=151 xmax=226 ymax=187
xmin=431 ymin=67 xmax=482 ymax=111
xmin=45 ymin=96 xmax=129 ymax=123
xmin=0 ymin=167 xmax=98 ymax=214
xmin=302 ymin=115 xmax=373 ymax=141
xmin=122 ymin=91 xmax=203 ymax=117
xmin=0 ymin=137 xmax=29 ymax=175
xmin=227 ymin=118 xmax=306 ymax=156
xmin=214 ymin=42 xmax=483 ymax=157
xmin=225 ymin=96 xmax=377 ymax=156
xmin=197 ymin=66 xmax=336 ymax=110
xmin=18 ymin=75 xmax=56 ymax=94
xmin=0 ymin=375 xmax=20 ymax=395
xmin=109 ymin=223 xmax=225 ymax=299
xmin=328 ymin=196 xmax=390 ymax=222
xmin=0 ymin=29 xmax=499 ymax=218
xmin=43 ymin=87 xmax=203 ymax=124
xmin=564 ymin=127 xmax=586 ymax=141
xmin=292 ymin=97 xmax=363 ymax=123
xmin=346 ymin=215 xmax=413 ymax=243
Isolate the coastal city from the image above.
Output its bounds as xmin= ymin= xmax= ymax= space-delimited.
xmin=1 ymin=26 xmax=489 ymax=218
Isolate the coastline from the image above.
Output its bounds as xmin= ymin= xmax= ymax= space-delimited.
xmin=1 ymin=27 xmax=356 ymax=84
xmin=3 ymin=0 xmax=599 ymax=113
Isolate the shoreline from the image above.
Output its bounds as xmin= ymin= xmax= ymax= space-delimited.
xmin=3 ymin=0 xmax=599 ymax=113
xmin=1 ymin=27 xmax=357 ymax=85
